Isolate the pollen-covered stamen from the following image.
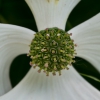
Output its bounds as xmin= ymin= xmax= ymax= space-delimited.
xmin=32 ymin=64 xmax=37 ymax=69
xmin=29 ymin=62 xmax=32 ymax=66
xmin=74 ymin=44 xmax=77 ymax=47
xmin=52 ymin=71 xmax=56 ymax=76
xmin=70 ymin=33 xmax=72 ymax=36
xmin=46 ymin=72 xmax=49 ymax=76
xmin=29 ymin=27 xmax=76 ymax=76
xmin=54 ymin=65 xmax=57 ymax=70
xmin=54 ymin=58 xmax=57 ymax=62
xmin=44 ymin=62 xmax=49 ymax=68
xmin=27 ymin=53 xmax=30 ymax=56
xmin=59 ymin=71 xmax=61 ymax=76
xmin=51 ymin=49 xmax=56 ymax=54
xmin=38 ymin=69 xmax=41 ymax=73
xmin=41 ymin=48 xmax=47 ymax=52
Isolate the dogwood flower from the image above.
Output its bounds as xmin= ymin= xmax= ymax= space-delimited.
xmin=0 ymin=0 xmax=100 ymax=100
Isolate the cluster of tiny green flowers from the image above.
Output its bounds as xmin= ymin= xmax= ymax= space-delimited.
xmin=28 ymin=27 xmax=76 ymax=76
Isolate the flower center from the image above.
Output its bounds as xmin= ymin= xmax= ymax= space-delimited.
xmin=28 ymin=27 xmax=76 ymax=76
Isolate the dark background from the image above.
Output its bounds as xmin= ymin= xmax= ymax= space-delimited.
xmin=0 ymin=0 xmax=100 ymax=90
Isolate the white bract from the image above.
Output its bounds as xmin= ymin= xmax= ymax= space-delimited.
xmin=0 ymin=0 xmax=100 ymax=100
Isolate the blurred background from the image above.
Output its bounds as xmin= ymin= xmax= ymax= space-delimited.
xmin=0 ymin=0 xmax=100 ymax=91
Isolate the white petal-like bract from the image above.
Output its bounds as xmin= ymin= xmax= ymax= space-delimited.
xmin=0 ymin=24 xmax=34 ymax=96
xmin=25 ymin=0 xmax=80 ymax=31
xmin=0 ymin=66 xmax=100 ymax=100
xmin=69 ymin=13 xmax=100 ymax=72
